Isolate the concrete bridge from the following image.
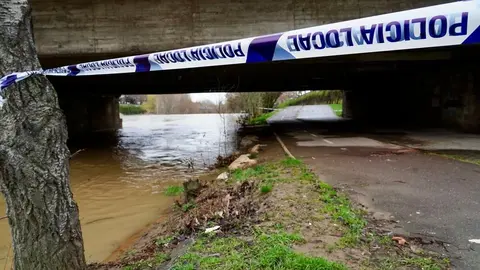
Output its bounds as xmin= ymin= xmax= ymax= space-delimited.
xmin=27 ymin=0 xmax=480 ymax=141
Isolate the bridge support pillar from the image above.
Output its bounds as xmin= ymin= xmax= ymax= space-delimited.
xmin=436 ymin=70 xmax=480 ymax=133
xmin=58 ymin=93 xmax=122 ymax=144
xmin=344 ymin=68 xmax=480 ymax=133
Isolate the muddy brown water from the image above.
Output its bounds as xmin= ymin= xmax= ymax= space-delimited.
xmin=0 ymin=114 xmax=239 ymax=267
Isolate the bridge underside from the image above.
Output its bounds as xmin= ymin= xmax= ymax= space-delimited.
xmin=47 ymin=46 xmax=480 ymax=143
xmin=43 ymin=46 xmax=475 ymax=95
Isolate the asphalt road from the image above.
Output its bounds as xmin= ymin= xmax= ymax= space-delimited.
xmin=267 ymin=105 xmax=342 ymax=123
xmin=269 ymin=114 xmax=480 ymax=269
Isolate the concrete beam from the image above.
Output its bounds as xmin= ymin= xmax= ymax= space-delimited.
xmin=31 ymin=0 xmax=450 ymax=57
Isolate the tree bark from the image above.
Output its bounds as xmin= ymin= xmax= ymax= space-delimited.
xmin=0 ymin=1 xmax=86 ymax=269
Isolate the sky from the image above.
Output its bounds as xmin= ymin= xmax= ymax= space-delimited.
xmin=190 ymin=93 xmax=226 ymax=103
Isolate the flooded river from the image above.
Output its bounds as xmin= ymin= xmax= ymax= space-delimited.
xmin=0 ymin=114 xmax=239 ymax=266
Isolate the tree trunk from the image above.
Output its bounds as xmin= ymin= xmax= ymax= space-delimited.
xmin=0 ymin=1 xmax=87 ymax=269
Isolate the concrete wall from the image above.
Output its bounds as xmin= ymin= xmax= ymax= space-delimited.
xmin=437 ymin=70 xmax=480 ymax=132
xmin=31 ymin=0 xmax=450 ymax=57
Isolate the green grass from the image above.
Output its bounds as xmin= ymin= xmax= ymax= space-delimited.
xmin=260 ymin=184 xmax=273 ymax=194
xmin=164 ymin=185 xmax=184 ymax=196
xmin=120 ymin=104 xmax=147 ymax=115
xmin=231 ymin=164 xmax=279 ymax=183
xmin=329 ymin=104 xmax=343 ymax=117
xmin=431 ymin=153 xmax=480 ymax=166
xmin=377 ymin=257 xmax=449 ymax=270
xmin=317 ymin=182 xmax=366 ymax=247
xmin=155 ymin=235 xmax=175 ymax=247
xmin=172 ymin=231 xmax=347 ymax=270
xmin=231 ymin=158 xmax=366 ymax=247
xmin=281 ymin=157 xmax=302 ymax=167
xmin=182 ymin=202 xmax=196 ymax=212
xmin=247 ymin=111 xmax=277 ymax=125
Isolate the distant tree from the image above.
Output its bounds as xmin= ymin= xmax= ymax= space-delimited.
xmin=121 ymin=94 xmax=147 ymax=104
xmin=261 ymin=92 xmax=282 ymax=109
xmin=156 ymin=95 xmax=177 ymax=114
xmin=0 ymin=0 xmax=86 ymax=269
xmin=226 ymin=92 xmax=281 ymax=116
xmin=141 ymin=95 xmax=157 ymax=113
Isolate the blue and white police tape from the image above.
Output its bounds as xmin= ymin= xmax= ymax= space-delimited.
xmin=0 ymin=70 xmax=42 ymax=106
xmin=1 ymin=0 xmax=480 ymax=94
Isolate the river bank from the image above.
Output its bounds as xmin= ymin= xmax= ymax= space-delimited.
xmin=89 ymin=134 xmax=450 ymax=270
xmin=0 ymin=114 xmax=241 ymax=268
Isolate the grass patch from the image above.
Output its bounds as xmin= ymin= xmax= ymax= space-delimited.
xmin=232 ymin=158 xmax=366 ymax=247
xmin=329 ymin=104 xmax=343 ymax=117
xmin=164 ymin=185 xmax=184 ymax=196
xmin=377 ymin=256 xmax=449 ymax=270
xmin=260 ymin=184 xmax=273 ymax=194
xmin=172 ymin=231 xmax=347 ymax=270
xmin=120 ymin=104 xmax=147 ymax=115
xmin=155 ymin=235 xmax=175 ymax=247
xmin=317 ymin=182 xmax=366 ymax=247
xmin=182 ymin=202 xmax=196 ymax=212
xmin=247 ymin=111 xmax=277 ymax=125
xmin=281 ymin=157 xmax=302 ymax=167
xmin=431 ymin=152 xmax=480 ymax=166
xmin=231 ymin=165 xmax=280 ymax=183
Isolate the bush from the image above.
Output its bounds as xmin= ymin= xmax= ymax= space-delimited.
xmin=120 ymin=104 xmax=147 ymax=115
xmin=247 ymin=111 xmax=277 ymax=125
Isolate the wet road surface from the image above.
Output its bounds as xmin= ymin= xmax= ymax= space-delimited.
xmin=274 ymin=123 xmax=480 ymax=270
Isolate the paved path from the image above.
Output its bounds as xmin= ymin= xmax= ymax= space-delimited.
xmin=267 ymin=105 xmax=340 ymax=124
xmin=275 ymin=127 xmax=480 ymax=269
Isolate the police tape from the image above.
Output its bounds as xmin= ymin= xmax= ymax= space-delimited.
xmin=1 ymin=0 xmax=479 ymax=94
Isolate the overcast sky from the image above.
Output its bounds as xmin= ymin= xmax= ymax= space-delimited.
xmin=190 ymin=93 xmax=226 ymax=103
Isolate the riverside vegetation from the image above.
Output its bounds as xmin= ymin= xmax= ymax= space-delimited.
xmin=89 ymin=139 xmax=450 ymax=270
